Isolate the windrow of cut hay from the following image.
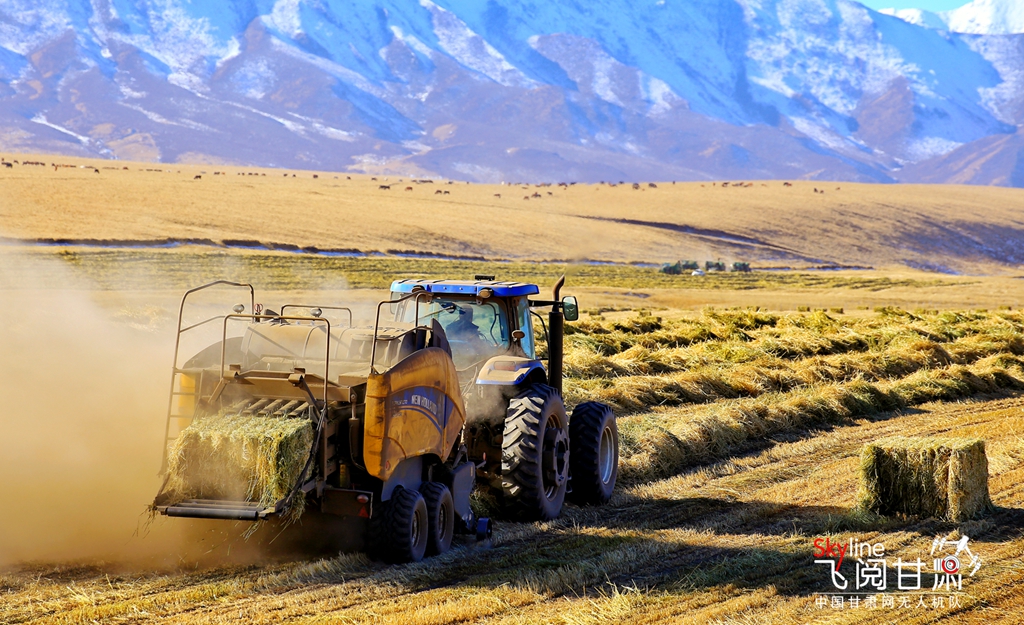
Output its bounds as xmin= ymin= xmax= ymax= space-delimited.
xmin=160 ymin=413 xmax=314 ymax=521
xmin=555 ymin=309 xmax=1024 ymax=485
xmin=563 ymin=309 xmax=1024 ymax=411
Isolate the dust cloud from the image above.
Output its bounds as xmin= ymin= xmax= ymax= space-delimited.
xmin=0 ymin=252 xmax=186 ymax=567
xmin=0 ymin=251 xmax=389 ymax=569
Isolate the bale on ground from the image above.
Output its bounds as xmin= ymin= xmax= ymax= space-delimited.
xmin=858 ymin=437 xmax=992 ymax=522
xmin=160 ymin=413 xmax=314 ymax=521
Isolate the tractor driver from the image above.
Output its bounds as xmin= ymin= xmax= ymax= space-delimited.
xmin=444 ymin=304 xmax=486 ymax=346
xmin=441 ymin=303 xmax=501 ymax=367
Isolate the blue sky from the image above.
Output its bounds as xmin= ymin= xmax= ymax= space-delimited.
xmin=858 ymin=0 xmax=966 ymax=10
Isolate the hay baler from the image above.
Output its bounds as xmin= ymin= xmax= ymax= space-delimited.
xmin=154 ymin=277 xmax=618 ymax=562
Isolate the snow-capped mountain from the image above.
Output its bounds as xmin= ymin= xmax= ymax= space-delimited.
xmin=882 ymin=0 xmax=1024 ymax=35
xmin=1 ymin=0 xmax=1023 ymax=185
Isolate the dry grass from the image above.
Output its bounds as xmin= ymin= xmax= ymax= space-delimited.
xmin=159 ymin=412 xmax=314 ymax=522
xmin=5 ymin=394 xmax=1024 ymax=624
xmin=7 ymin=153 xmax=1024 ymax=622
xmin=4 ymin=293 xmax=1024 ymax=622
xmin=554 ymin=308 xmax=1024 ymax=486
xmin=2 ymin=153 xmax=1024 ymax=272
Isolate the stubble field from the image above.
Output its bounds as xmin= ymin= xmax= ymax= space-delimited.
xmin=2 ymin=155 xmax=1024 ymax=624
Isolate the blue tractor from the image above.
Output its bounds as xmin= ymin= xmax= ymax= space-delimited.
xmin=389 ymin=276 xmax=619 ymax=520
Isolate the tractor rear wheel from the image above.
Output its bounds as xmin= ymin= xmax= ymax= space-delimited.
xmin=373 ymin=486 xmax=428 ymax=563
xmin=421 ymin=482 xmax=455 ymax=556
xmin=567 ymin=402 xmax=618 ymax=505
xmin=501 ymin=384 xmax=569 ymax=521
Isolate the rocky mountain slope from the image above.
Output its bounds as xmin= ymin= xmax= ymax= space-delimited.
xmin=1 ymin=0 xmax=1023 ymax=184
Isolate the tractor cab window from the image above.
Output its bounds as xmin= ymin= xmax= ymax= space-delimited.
xmin=398 ymin=296 xmax=510 ymax=369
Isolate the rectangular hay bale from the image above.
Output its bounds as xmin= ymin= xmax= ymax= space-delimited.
xmin=859 ymin=437 xmax=992 ymax=522
xmin=160 ymin=413 xmax=314 ymax=521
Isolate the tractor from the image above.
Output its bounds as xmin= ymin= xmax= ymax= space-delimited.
xmin=153 ymin=276 xmax=618 ymax=562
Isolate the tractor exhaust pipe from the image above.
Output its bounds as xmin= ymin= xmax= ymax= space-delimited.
xmin=549 ymin=275 xmax=565 ymax=396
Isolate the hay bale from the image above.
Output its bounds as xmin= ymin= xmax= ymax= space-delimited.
xmin=161 ymin=413 xmax=314 ymax=521
xmin=859 ymin=437 xmax=992 ymax=522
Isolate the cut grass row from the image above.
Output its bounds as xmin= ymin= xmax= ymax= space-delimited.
xmin=553 ymin=308 xmax=1024 ymax=485
xmin=561 ymin=308 xmax=1024 ymax=411
xmin=616 ymin=356 xmax=1024 ymax=484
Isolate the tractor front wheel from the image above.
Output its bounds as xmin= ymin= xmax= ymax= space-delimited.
xmin=501 ymin=384 xmax=569 ymax=521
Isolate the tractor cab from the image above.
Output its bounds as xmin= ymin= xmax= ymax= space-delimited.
xmin=390 ymin=279 xmax=536 ymax=369
xmin=389 ymin=278 xmax=578 ymax=392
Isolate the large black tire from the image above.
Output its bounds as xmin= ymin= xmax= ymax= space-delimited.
xmin=420 ymin=482 xmax=455 ymax=556
xmin=371 ymin=486 xmax=428 ymax=563
xmin=568 ymin=402 xmax=618 ymax=506
xmin=501 ymin=384 xmax=570 ymax=521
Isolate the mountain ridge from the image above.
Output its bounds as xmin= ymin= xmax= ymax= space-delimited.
xmin=1 ymin=0 xmax=1024 ymax=185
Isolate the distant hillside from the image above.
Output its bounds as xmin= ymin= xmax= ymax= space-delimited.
xmin=1 ymin=1 xmax=1024 ymax=185
xmin=2 ymin=156 xmax=1024 ymax=275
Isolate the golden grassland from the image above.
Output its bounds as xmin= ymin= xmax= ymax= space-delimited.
xmin=4 ymin=154 xmax=1024 ymax=623
xmin=4 ymin=304 xmax=1024 ymax=623
xmin=3 ymin=153 xmax=1024 ymax=272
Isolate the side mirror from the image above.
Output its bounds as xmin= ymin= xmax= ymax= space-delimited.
xmin=562 ymin=296 xmax=579 ymax=321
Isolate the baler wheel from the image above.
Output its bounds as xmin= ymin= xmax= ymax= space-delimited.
xmin=421 ymin=482 xmax=455 ymax=556
xmin=373 ymin=486 xmax=428 ymax=563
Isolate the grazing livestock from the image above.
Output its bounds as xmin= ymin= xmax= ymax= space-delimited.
xmin=532 ymin=192 xmax=541 ymax=198
xmin=648 ymin=183 xmax=657 ymax=188
xmin=443 ymin=190 xmax=449 ymax=195
xmin=783 ymin=182 xmax=792 ymax=187
xmin=194 ymin=175 xmax=201 ymax=180
xmin=547 ymin=192 xmax=552 ymax=195
xmin=494 ymin=193 xmax=501 ymax=198
xmin=379 ymin=185 xmax=391 ymax=190
xmin=405 ymin=186 xmax=413 ymax=191
xmin=523 ymin=196 xmax=530 ymax=200
xmin=2 ymin=162 xmax=11 ymax=168
xmin=435 ymin=189 xmax=443 ymax=195
xmin=632 ymin=183 xmax=640 ymax=190
xmin=313 ymin=174 xmax=318 ymax=179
